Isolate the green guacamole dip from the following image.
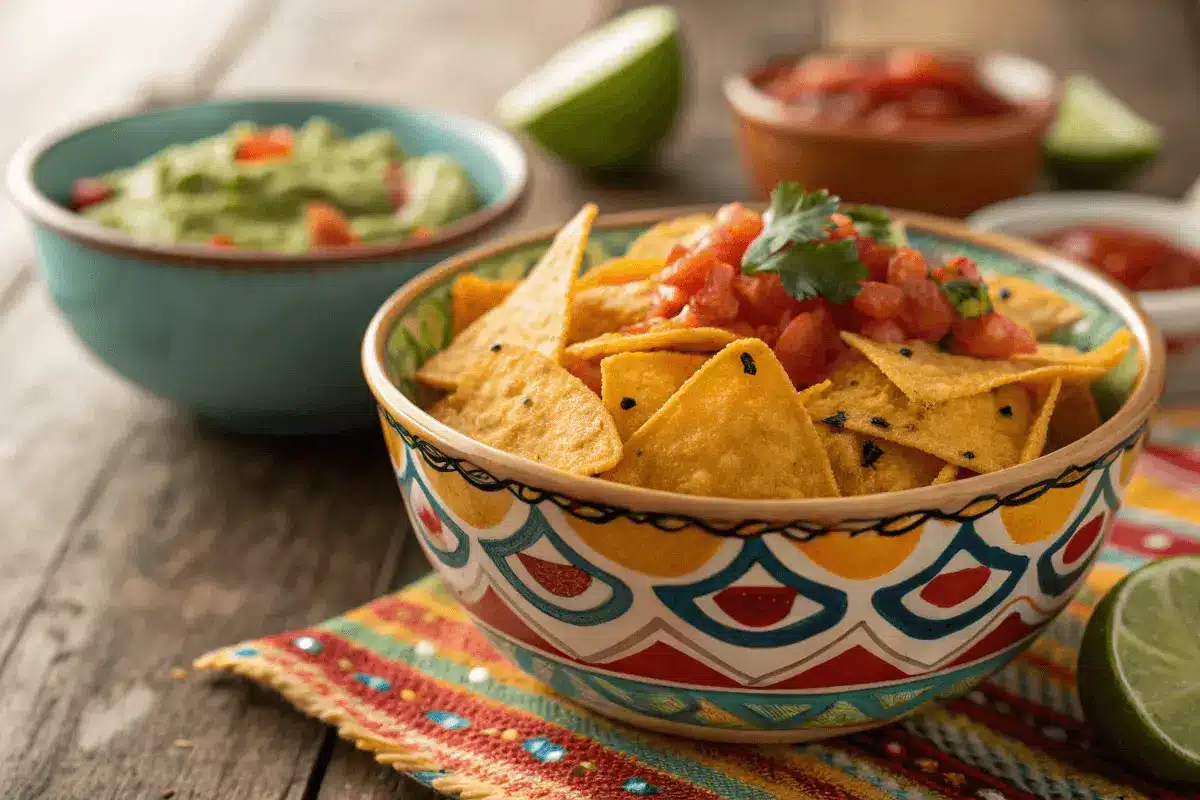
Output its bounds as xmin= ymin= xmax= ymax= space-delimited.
xmin=78 ymin=118 xmax=482 ymax=253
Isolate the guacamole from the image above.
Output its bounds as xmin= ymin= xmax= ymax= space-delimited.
xmin=75 ymin=118 xmax=482 ymax=253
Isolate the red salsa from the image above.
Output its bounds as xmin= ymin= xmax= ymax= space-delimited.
xmin=757 ymin=49 xmax=1019 ymax=129
xmin=625 ymin=197 xmax=1035 ymax=390
xmin=1036 ymin=225 xmax=1200 ymax=292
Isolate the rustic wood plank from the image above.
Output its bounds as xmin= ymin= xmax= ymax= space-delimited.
xmin=828 ymin=0 xmax=1200 ymax=196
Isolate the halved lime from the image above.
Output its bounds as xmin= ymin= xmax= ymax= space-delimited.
xmin=496 ymin=5 xmax=684 ymax=171
xmin=1078 ymin=556 xmax=1200 ymax=784
xmin=1045 ymin=74 xmax=1162 ymax=188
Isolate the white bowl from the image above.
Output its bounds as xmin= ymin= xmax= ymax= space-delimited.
xmin=969 ymin=192 xmax=1200 ymax=403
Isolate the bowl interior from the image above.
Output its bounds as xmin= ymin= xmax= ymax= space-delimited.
xmin=27 ymin=98 xmax=521 ymax=220
xmin=382 ymin=216 xmax=1140 ymax=421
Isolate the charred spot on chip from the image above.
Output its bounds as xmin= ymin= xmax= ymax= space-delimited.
xmin=740 ymin=352 xmax=757 ymax=375
xmin=898 ymin=347 xmax=913 ymax=358
xmin=619 ymin=397 xmax=637 ymax=411
xmin=636 ymin=449 xmax=644 ymax=457
xmin=822 ymin=410 xmax=848 ymax=428
xmin=869 ymin=416 xmax=890 ymax=429
xmin=963 ymin=450 xmax=976 ymax=460
xmin=861 ymin=440 xmax=884 ymax=469
xmin=489 ymin=343 xmax=502 ymax=352
xmin=999 ymin=288 xmax=1012 ymax=301
xmin=999 ymin=405 xmax=1013 ymax=418
xmin=522 ymin=396 xmax=533 ymax=407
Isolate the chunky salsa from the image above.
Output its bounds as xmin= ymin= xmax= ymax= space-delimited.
xmin=757 ymin=49 xmax=1020 ymax=129
xmin=1036 ymin=225 xmax=1200 ymax=292
xmin=71 ymin=118 xmax=482 ymax=253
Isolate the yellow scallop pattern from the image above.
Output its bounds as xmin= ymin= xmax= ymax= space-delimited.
xmin=794 ymin=528 xmax=923 ymax=581
xmin=1119 ymin=445 xmax=1140 ymax=488
xmin=565 ymin=517 xmax=722 ymax=578
xmin=379 ymin=411 xmax=407 ymax=471
xmin=1000 ymin=481 xmax=1087 ymax=545
xmin=424 ymin=466 xmax=513 ymax=528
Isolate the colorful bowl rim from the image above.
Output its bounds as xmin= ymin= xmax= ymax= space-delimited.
xmin=5 ymin=95 xmax=529 ymax=270
xmin=723 ymin=48 xmax=1061 ymax=146
xmin=361 ymin=205 xmax=1165 ymax=528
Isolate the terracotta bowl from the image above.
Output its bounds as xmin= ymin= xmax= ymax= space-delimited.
xmin=724 ymin=51 xmax=1060 ymax=217
xmin=362 ymin=208 xmax=1162 ymax=743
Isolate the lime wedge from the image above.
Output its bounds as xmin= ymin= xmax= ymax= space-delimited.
xmin=1045 ymin=74 xmax=1162 ymax=188
xmin=497 ymin=5 xmax=684 ymax=171
xmin=1078 ymin=556 xmax=1200 ymax=784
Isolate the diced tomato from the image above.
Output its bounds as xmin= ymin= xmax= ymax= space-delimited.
xmin=775 ymin=308 xmax=841 ymax=388
xmin=932 ymin=254 xmax=981 ymax=284
xmin=734 ymin=273 xmax=796 ymax=326
xmin=208 ymin=234 xmax=235 ymax=247
xmin=685 ymin=262 xmax=741 ymax=327
xmin=386 ymin=160 xmax=408 ymax=209
xmin=897 ymin=278 xmax=954 ymax=342
xmin=855 ymin=235 xmax=895 ymax=281
xmin=306 ymin=202 xmax=357 ymax=248
xmin=887 ymin=247 xmax=929 ymax=285
xmin=827 ymin=213 xmax=858 ymax=240
xmin=565 ymin=360 xmax=603 ymax=395
xmin=852 ymin=281 xmax=903 ymax=320
xmin=647 ymin=284 xmax=689 ymax=319
xmin=860 ymin=318 xmax=907 ymax=344
xmin=235 ymin=126 xmax=294 ymax=161
xmin=951 ymin=313 xmax=1037 ymax=358
xmin=70 ymin=178 xmax=112 ymax=210
xmin=659 ymin=248 xmax=720 ymax=295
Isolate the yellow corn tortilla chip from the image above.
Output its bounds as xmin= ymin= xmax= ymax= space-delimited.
xmin=417 ymin=204 xmax=597 ymax=390
xmin=814 ymin=426 xmax=948 ymax=496
xmin=625 ymin=213 xmax=714 ymax=262
xmin=933 ymin=463 xmax=959 ymax=484
xmin=797 ymin=379 xmax=832 ymax=404
xmin=1047 ymin=382 xmax=1104 ymax=452
xmin=577 ymin=257 xmax=665 ymax=288
xmin=840 ymin=332 xmax=1108 ymax=405
xmin=429 ymin=345 xmax=621 ymax=475
xmin=568 ymin=281 xmax=659 ymax=344
xmin=601 ymin=352 xmax=709 ymax=441
xmin=450 ymin=275 xmax=519 ymax=335
xmin=565 ymin=324 xmax=744 ymax=362
xmin=987 ymin=274 xmax=1086 ymax=337
xmin=1020 ymin=378 xmax=1063 ymax=463
xmin=604 ymin=339 xmax=839 ymax=499
xmin=1014 ymin=328 xmax=1133 ymax=370
xmin=806 ymin=358 xmax=1033 ymax=473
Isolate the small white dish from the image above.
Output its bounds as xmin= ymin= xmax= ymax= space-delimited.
xmin=968 ymin=192 xmax=1200 ymax=403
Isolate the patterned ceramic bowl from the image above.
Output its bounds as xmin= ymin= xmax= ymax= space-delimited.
xmin=361 ymin=209 xmax=1163 ymax=743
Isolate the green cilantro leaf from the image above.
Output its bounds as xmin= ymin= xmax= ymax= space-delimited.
xmin=746 ymin=239 xmax=868 ymax=304
xmin=845 ymin=205 xmax=893 ymax=243
xmin=742 ymin=182 xmax=839 ymax=266
xmin=941 ymin=278 xmax=993 ymax=318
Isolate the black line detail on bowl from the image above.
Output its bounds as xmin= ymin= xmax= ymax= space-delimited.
xmin=381 ymin=407 xmax=1145 ymax=540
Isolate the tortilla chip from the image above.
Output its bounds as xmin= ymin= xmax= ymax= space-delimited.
xmin=815 ymin=425 xmax=947 ymax=496
xmin=417 ymin=204 xmax=597 ymax=390
xmin=933 ymin=463 xmax=959 ymax=484
xmin=578 ymin=257 xmax=665 ymax=288
xmin=1047 ymin=382 xmax=1104 ymax=452
xmin=987 ymin=274 xmax=1086 ymax=337
xmin=625 ymin=213 xmax=713 ymax=262
xmin=604 ymin=339 xmax=839 ymax=499
xmin=806 ymin=358 xmax=1033 ymax=473
xmin=797 ymin=379 xmax=832 ymax=404
xmin=601 ymin=351 xmax=709 ymax=440
xmin=568 ymin=281 xmax=659 ymax=344
xmin=1020 ymin=378 xmax=1063 ymax=463
xmin=429 ymin=345 xmax=621 ymax=475
xmin=450 ymin=275 xmax=518 ymax=335
xmin=841 ymin=332 xmax=1108 ymax=405
xmin=565 ymin=323 xmax=743 ymax=362
xmin=1015 ymin=328 xmax=1134 ymax=370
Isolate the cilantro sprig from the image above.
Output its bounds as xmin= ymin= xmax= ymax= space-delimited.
xmin=940 ymin=278 xmax=992 ymax=319
xmin=741 ymin=182 xmax=890 ymax=304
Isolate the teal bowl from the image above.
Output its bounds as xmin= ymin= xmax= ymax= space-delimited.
xmin=6 ymin=98 xmax=527 ymax=434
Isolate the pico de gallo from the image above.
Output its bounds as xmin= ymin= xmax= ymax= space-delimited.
xmin=622 ymin=183 xmax=1035 ymax=388
xmin=1036 ymin=225 xmax=1200 ymax=292
xmin=757 ymin=48 xmax=1021 ymax=129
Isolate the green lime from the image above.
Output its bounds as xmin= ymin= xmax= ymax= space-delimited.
xmin=1045 ymin=74 xmax=1162 ymax=188
xmin=496 ymin=5 xmax=684 ymax=171
xmin=1078 ymin=555 xmax=1200 ymax=784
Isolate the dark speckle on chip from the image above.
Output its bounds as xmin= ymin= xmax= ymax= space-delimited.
xmin=619 ymin=397 xmax=637 ymax=410
xmin=963 ymin=450 xmax=976 ymax=460
xmin=999 ymin=405 xmax=1013 ymax=418
xmin=999 ymin=288 xmax=1012 ymax=301
xmin=740 ymin=352 xmax=757 ymax=375
xmin=822 ymin=410 xmax=848 ymax=428
xmin=869 ymin=416 xmax=889 ymax=429
xmin=489 ymin=343 xmax=502 ymax=352
xmin=861 ymin=440 xmax=884 ymax=469
xmin=899 ymin=347 xmax=913 ymax=358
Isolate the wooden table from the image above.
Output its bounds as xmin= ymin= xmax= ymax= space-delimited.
xmin=2 ymin=1 xmax=1198 ymax=796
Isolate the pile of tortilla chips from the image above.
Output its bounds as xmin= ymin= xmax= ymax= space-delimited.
xmin=413 ymin=205 xmax=1135 ymax=500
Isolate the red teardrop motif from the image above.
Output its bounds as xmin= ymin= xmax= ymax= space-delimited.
xmin=919 ymin=565 xmax=992 ymax=608
xmin=515 ymin=553 xmax=593 ymax=598
xmin=1064 ymin=513 xmax=1106 ymax=564
xmin=712 ymin=586 xmax=799 ymax=628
